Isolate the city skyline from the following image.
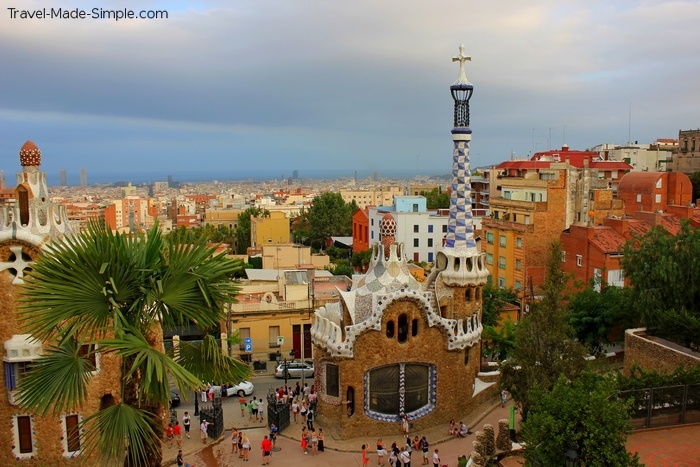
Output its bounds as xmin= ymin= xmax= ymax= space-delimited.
xmin=1 ymin=1 xmax=699 ymax=180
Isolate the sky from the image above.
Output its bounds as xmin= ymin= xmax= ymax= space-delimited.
xmin=1 ymin=0 xmax=699 ymax=183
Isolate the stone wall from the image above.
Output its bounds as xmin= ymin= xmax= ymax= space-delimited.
xmin=623 ymin=327 xmax=700 ymax=375
xmin=315 ymin=297 xmax=493 ymax=439
xmin=0 ymin=272 xmax=124 ymax=465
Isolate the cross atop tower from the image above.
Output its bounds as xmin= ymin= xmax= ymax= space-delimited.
xmin=452 ymin=44 xmax=472 ymax=85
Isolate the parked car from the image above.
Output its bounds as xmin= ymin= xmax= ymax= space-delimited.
xmin=169 ymin=390 xmax=181 ymax=408
xmin=211 ymin=381 xmax=255 ymax=397
xmin=274 ymin=361 xmax=314 ymax=379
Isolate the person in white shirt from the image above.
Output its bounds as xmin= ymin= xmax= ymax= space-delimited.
xmin=432 ymin=448 xmax=440 ymax=467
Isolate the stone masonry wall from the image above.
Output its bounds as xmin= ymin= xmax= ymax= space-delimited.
xmin=0 ymin=271 xmax=124 ymax=465
xmin=315 ymin=297 xmax=490 ymax=439
xmin=623 ymin=328 xmax=700 ymax=376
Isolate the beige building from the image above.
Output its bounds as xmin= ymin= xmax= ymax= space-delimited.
xmin=261 ymin=243 xmax=329 ymax=270
xmin=204 ymin=208 xmax=242 ymax=230
xmin=669 ymin=129 xmax=700 ymax=174
xmin=340 ymin=185 xmax=403 ymax=208
xmin=250 ymin=211 xmax=290 ymax=248
xmin=226 ymin=269 xmax=348 ymax=364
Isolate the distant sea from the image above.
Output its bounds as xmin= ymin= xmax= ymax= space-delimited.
xmin=44 ymin=168 xmax=450 ymax=186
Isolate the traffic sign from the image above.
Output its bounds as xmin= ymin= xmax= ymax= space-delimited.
xmin=244 ymin=337 xmax=252 ymax=352
xmin=277 ymin=336 xmax=284 ymax=346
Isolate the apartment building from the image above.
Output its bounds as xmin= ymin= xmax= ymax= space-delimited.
xmin=367 ymin=196 xmax=449 ymax=263
xmin=592 ymin=140 xmax=676 ymax=172
xmin=668 ymin=129 xmax=700 ymax=174
xmin=482 ymin=146 xmax=631 ymax=296
xmin=340 ymin=185 xmax=403 ymax=209
xmin=250 ymin=211 xmax=290 ymax=249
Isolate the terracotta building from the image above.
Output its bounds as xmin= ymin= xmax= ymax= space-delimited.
xmin=352 ymin=207 xmax=370 ymax=254
xmin=561 ymin=206 xmax=700 ymax=290
xmin=0 ymin=141 xmax=120 ymax=464
xmin=310 ymin=46 xmax=493 ymax=438
xmin=616 ymin=171 xmax=694 ymax=215
xmin=482 ymin=147 xmax=631 ymax=298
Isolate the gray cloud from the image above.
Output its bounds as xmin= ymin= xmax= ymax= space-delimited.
xmin=1 ymin=0 xmax=699 ymax=180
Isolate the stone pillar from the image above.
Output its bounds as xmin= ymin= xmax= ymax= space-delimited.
xmin=496 ymin=419 xmax=511 ymax=451
xmin=473 ymin=430 xmax=487 ymax=457
xmin=470 ymin=450 xmax=487 ymax=467
xmin=483 ymin=424 xmax=495 ymax=455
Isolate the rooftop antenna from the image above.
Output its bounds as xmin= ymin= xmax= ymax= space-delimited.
xmin=563 ymin=124 xmax=568 ymax=146
xmin=548 ymin=127 xmax=556 ymax=150
xmin=628 ymin=101 xmax=633 ymax=145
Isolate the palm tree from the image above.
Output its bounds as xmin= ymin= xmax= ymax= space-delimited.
xmin=17 ymin=222 xmax=251 ymax=466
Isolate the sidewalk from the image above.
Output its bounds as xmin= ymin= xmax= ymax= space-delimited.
xmin=165 ymin=391 xmax=515 ymax=466
xmin=163 ymin=391 xmax=700 ymax=466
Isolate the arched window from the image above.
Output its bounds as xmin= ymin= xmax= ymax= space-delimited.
xmin=397 ymin=314 xmax=408 ymax=343
xmin=411 ymin=318 xmax=418 ymax=337
xmin=346 ymin=386 xmax=355 ymax=417
xmin=17 ymin=185 xmax=29 ymax=226
xmin=366 ymin=363 xmax=435 ymax=421
xmin=386 ymin=321 xmax=395 ymax=338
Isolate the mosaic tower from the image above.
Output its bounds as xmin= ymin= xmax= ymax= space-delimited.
xmin=435 ymin=44 xmax=489 ymax=288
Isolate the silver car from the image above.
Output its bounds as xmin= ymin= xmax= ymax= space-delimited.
xmin=274 ymin=361 xmax=314 ymax=379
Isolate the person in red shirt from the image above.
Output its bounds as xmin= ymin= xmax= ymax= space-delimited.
xmin=261 ymin=435 xmax=272 ymax=465
xmin=173 ymin=421 xmax=182 ymax=449
xmin=165 ymin=423 xmax=174 ymax=448
xmin=361 ymin=443 xmax=369 ymax=466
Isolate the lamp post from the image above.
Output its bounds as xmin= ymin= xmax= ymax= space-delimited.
xmin=284 ymin=349 xmax=294 ymax=389
xmin=194 ymin=389 xmax=200 ymax=416
xmin=564 ymin=447 xmax=579 ymax=467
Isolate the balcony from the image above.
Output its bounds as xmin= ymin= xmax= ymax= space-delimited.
xmin=482 ymin=217 xmax=534 ymax=233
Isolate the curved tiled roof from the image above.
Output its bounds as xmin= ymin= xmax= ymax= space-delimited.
xmin=617 ymin=172 xmax=664 ymax=193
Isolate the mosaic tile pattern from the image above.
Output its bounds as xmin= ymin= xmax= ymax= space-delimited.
xmin=444 ymin=139 xmax=477 ymax=250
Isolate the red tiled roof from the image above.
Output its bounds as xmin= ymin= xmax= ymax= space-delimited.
xmin=657 ymin=214 xmax=682 ymax=235
xmin=617 ymin=172 xmax=664 ymax=193
xmin=589 ymin=227 xmax=627 ymax=254
xmin=625 ymin=219 xmax=652 ymax=238
xmin=588 ymin=161 xmax=633 ymax=170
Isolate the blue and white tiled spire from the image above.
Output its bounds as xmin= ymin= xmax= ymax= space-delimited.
xmin=435 ymin=45 xmax=489 ymax=287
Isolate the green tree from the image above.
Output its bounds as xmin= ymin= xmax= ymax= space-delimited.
xmin=235 ymin=207 xmax=267 ymax=254
xmin=568 ymin=282 xmax=636 ymax=354
xmin=351 ymin=248 xmax=372 ymax=272
xmin=291 ymin=207 xmax=310 ymax=244
xmin=522 ymin=372 xmax=641 ymax=467
xmin=621 ymin=221 xmax=700 ymax=351
xmin=168 ymin=224 xmax=237 ymax=252
xmin=331 ymin=261 xmax=355 ymax=279
xmin=481 ymin=278 xmax=518 ymax=327
xmin=18 ymin=222 xmax=251 ymax=466
xmin=500 ymin=241 xmax=587 ymax=418
xmin=482 ymin=320 xmax=516 ymax=361
xmin=307 ymin=192 xmax=356 ymax=249
xmin=688 ymin=171 xmax=700 ymax=202
xmin=420 ymin=188 xmax=449 ymax=209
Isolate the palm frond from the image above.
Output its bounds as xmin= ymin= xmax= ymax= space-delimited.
xmin=99 ymin=332 xmax=202 ymax=403
xmin=16 ymin=341 xmax=94 ymax=417
xmin=80 ymin=402 xmax=159 ymax=467
xmin=175 ymin=335 xmax=253 ymax=385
